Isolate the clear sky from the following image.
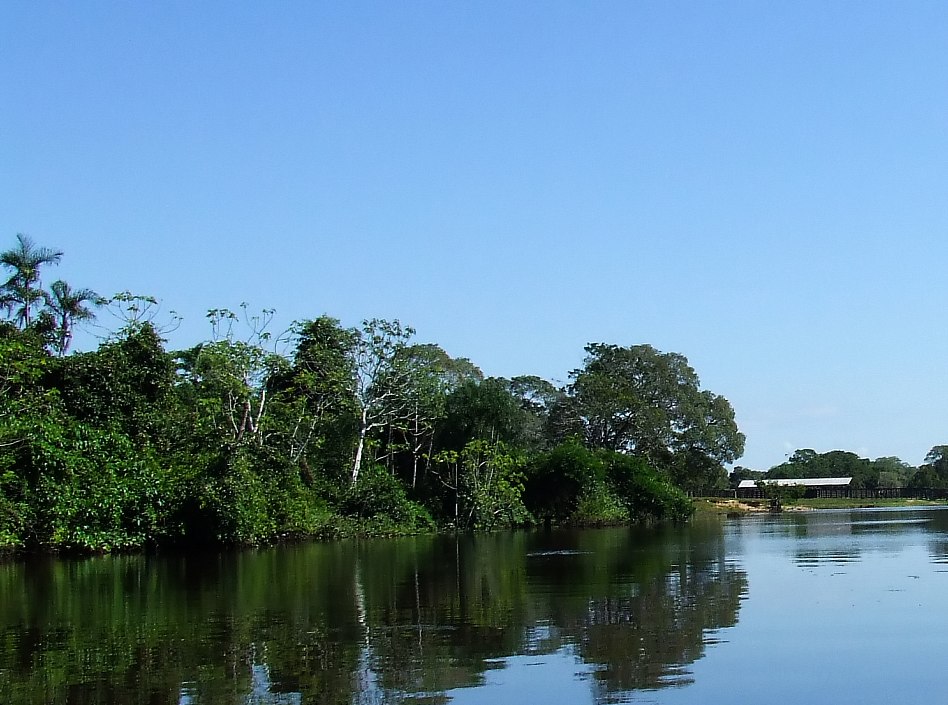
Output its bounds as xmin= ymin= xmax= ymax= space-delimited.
xmin=3 ymin=1 xmax=947 ymax=471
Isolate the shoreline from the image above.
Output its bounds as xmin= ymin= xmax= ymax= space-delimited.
xmin=695 ymin=497 xmax=948 ymax=515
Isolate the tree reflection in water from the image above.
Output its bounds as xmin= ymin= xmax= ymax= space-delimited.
xmin=0 ymin=522 xmax=746 ymax=705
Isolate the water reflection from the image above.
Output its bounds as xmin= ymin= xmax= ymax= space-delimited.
xmin=521 ymin=524 xmax=746 ymax=699
xmin=741 ymin=508 xmax=948 ymax=569
xmin=0 ymin=522 xmax=745 ymax=705
xmin=915 ymin=507 xmax=948 ymax=565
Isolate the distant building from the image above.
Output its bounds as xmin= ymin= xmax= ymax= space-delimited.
xmin=737 ymin=477 xmax=853 ymax=499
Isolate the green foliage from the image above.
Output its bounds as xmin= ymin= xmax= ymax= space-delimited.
xmin=604 ymin=452 xmax=694 ymax=522
xmin=21 ymin=421 xmax=168 ymax=551
xmin=460 ymin=440 xmax=529 ymax=530
xmin=197 ymin=452 xmax=277 ymax=544
xmin=173 ymin=306 xmax=288 ymax=450
xmin=907 ymin=447 xmax=948 ymax=489
xmin=272 ymin=316 xmax=358 ymax=469
xmin=524 ymin=439 xmax=607 ymax=521
xmin=348 ymin=318 xmax=417 ymax=483
xmin=0 ymin=233 xmax=63 ymax=329
xmin=754 ymin=480 xmax=807 ymax=505
xmin=377 ymin=342 xmax=484 ymax=486
xmin=0 ymin=467 xmax=29 ymax=549
xmin=430 ymin=440 xmax=529 ymax=530
xmin=667 ymin=448 xmax=729 ymax=493
xmin=521 ymin=438 xmax=635 ymax=527
xmin=729 ymin=465 xmax=765 ymax=488
xmin=873 ymin=456 xmax=915 ymax=488
xmin=44 ymin=280 xmax=102 ymax=356
xmin=55 ymin=322 xmax=176 ymax=442
xmin=0 ymin=326 xmax=58 ymax=416
xmin=437 ymin=378 xmax=527 ymax=451
xmin=560 ymin=343 xmax=744 ymax=490
xmin=506 ymin=375 xmax=563 ymax=452
xmin=340 ymin=464 xmax=434 ymax=531
xmin=765 ymin=448 xmax=916 ymax=489
xmin=571 ymin=484 xmax=629 ymax=525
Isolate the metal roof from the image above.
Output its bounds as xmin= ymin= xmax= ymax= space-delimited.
xmin=737 ymin=477 xmax=853 ymax=489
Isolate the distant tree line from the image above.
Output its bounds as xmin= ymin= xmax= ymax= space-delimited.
xmin=0 ymin=234 xmax=749 ymax=551
xmin=731 ymin=447 xmax=948 ymax=490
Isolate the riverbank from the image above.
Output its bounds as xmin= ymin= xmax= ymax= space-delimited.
xmin=693 ymin=499 xmax=805 ymax=514
xmin=695 ymin=496 xmax=948 ymax=515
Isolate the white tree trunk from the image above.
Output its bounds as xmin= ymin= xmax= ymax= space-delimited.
xmin=351 ymin=408 xmax=370 ymax=484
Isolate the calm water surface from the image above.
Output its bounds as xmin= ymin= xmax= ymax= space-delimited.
xmin=2 ymin=507 xmax=948 ymax=704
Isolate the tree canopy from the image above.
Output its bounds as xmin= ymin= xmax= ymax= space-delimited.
xmin=556 ymin=344 xmax=744 ymax=490
xmin=0 ymin=234 xmax=756 ymax=552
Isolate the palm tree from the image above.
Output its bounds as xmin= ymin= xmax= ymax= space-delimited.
xmin=0 ymin=233 xmax=63 ymax=329
xmin=45 ymin=279 xmax=102 ymax=356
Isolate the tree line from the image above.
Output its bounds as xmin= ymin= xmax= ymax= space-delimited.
xmin=0 ymin=234 xmax=749 ymax=551
xmin=732 ymin=446 xmax=948 ymax=491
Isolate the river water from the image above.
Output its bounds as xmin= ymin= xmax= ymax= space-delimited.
xmin=2 ymin=506 xmax=948 ymax=704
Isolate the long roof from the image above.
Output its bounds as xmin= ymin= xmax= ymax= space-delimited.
xmin=737 ymin=477 xmax=853 ymax=489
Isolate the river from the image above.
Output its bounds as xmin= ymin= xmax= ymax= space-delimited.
xmin=2 ymin=506 xmax=947 ymax=704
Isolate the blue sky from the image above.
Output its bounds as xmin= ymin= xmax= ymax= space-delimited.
xmin=3 ymin=1 xmax=948 ymax=470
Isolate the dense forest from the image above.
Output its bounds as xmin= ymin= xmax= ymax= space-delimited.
xmin=2 ymin=233 xmax=942 ymax=552
xmin=0 ymin=234 xmax=750 ymax=551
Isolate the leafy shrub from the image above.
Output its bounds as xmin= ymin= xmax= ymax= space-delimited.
xmin=430 ymin=441 xmax=529 ymax=530
xmin=571 ymin=483 xmax=629 ymax=525
xmin=25 ymin=422 xmax=171 ymax=551
xmin=524 ymin=439 xmax=607 ymax=522
xmin=341 ymin=464 xmax=434 ymax=531
xmin=0 ymin=474 xmax=28 ymax=550
xmin=604 ymin=451 xmax=693 ymax=522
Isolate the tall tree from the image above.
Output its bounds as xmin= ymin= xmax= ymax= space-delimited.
xmin=349 ymin=319 xmax=416 ymax=484
xmin=57 ymin=321 xmax=176 ymax=443
xmin=388 ymin=343 xmax=482 ymax=488
xmin=176 ymin=306 xmax=285 ymax=448
xmin=436 ymin=377 xmax=526 ymax=452
xmin=562 ymin=343 xmax=744 ymax=474
xmin=909 ymin=446 xmax=948 ymax=489
xmin=506 ymin=375 xmax=564 ymax=451
xmin=44 ymin=280 xmax=102 ymax=356
xmin=924 ymin=446 xmax=948 ymax=473
xmin=275 ymin=316 xmax=357 ymax=469
xmin=0 ymin=233 xmax=63 ymax=329
xmin=871 ymin=456 xmax=914 ymax=488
